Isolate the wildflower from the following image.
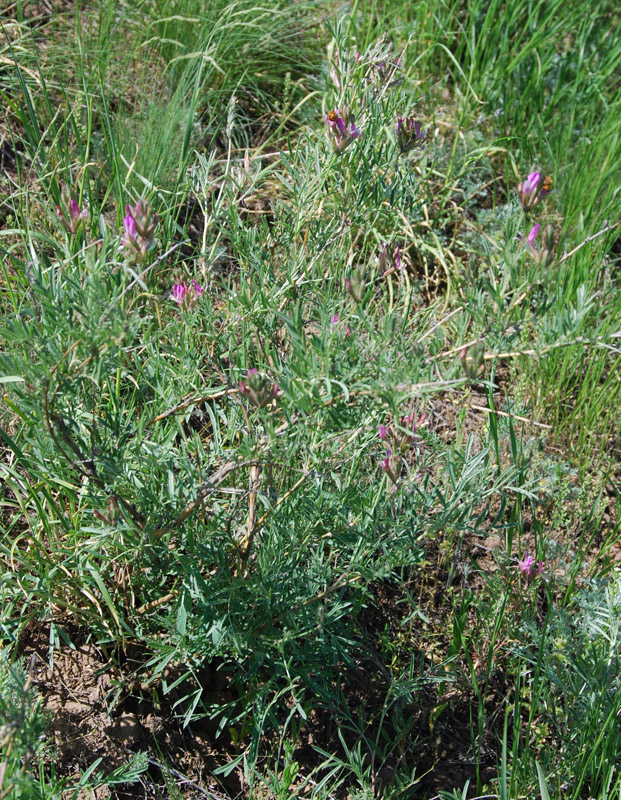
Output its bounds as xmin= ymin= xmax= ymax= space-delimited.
xmin=378 ymin=424 xmax=389 ymax=440
xmin=381 ymin=243 xmax=404 ymax=276
xmin=517 ymin=171 xmax=552 ymax=209
xmin=379 ymin=448 xmax=400 ymax=483
xmin=171 ymin=279 xmax=204 ymax=308
xmin=394 ymin=246 xmax=401 ymax=271
xmin=325 ymin=108 xmax=362 ymax=153
xmin=402 ymin=410 xmax=426 ymax=433
xmin=239 ymin=369 xmax=282 ymax=408
xmin=332 ymin=313 xmax=339 ymax=325
xmin=121 ymin=200 xmax=158 ymax=261
xmin=518 ymin=552 xmax=544 ymax=579
xmin=56 ymin=197 xmax=88 ymax=235
xmin=395 ymin=115 xmax=426 ymax=154
xmin=518 ymin=223 xmax=555 ymax=265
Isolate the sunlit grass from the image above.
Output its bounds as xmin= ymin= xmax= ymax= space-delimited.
xmin=1 ymin=0 xmax=620 ymax=797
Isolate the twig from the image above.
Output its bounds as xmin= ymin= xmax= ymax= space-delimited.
xmin=416 ymin=307 xmax=462 ymax=344
xmin=145 ymin=387 xmax=237 ymax=428
xmin=254 ymin=472 xmax=310 ymax=529
xmin=105 ymin=240 xmax=188 ymax=313
xmin=152 ymin=459 xmax=256 ymax=536
xmin=470 ymin=404 xmax=552 ymax=429
xmin=559 ymin=221 xmax=619 ymax=263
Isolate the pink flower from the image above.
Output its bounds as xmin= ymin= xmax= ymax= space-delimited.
xmin=394 ymin=246 xmax=402 ymax=270
xmin=123 ymin=212 xmax=137 ymax=242
xmin=527 ymin=223 xmax=540 ymax=246
xmin=378 ymin=425 xmax=388 ymax=440
xmin=332 ymin=313 xmax=339 ymax=325
xmin=517 ymin=171 xmax=551 ymax=209
xmin=171 ymin=282 xmax=188 ymax=304
xmin=56 ymin=197 xmax=88 ymax=234
xmin=518 ymin=552 xmax=535 ymax=575
xmin=518 ymin=552 xmax=544 ymax=579
xmin=325 ymin=108 xmax=362 ymax=153
xmin=121 ymin=200 xmax=158 ymax=260
xmin=518 ymin=223 xmax=546 ymax=262
xmin=171 ymin=279 xmax=203 ymax=308
xmin=523 ymin=172 xmax=541 ymax=194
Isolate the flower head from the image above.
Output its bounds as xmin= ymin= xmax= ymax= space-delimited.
xmin=395 ymin=115 xmax=426 ymax=154
xmin=239 ymin=369 xmax=282 ymax=408
xmin=379 ymin=448 xmax=400 ymax=484
xmin=56 ymin=195 xmax=88 ymax=234
xmin=171 ymin=279 xmax=204 ymax=308
xmin=378 ymin=424 xmax=389 ymax=440
xmin=517 ymin=171 xmax=551 ymax=209
xmin=325 ymin=108 xmax=362 ymax=153
xmin=518 ymin=223 xmax=554 ymax=265
xmin=380 ymin=243 xmax=404 ymax=276
xmin=523 ymin=172 xmax=541 ymax=194
xmin=121 ymin=200 xmax=158 ymax=261
xmin=518 ymin=552 xmax=544 ymax=580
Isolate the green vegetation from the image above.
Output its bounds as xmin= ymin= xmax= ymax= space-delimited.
xmin=1 ymin=0 xmax=619 ymax=796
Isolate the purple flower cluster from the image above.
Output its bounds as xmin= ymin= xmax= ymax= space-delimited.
xmin=517 ymin=552 xmax=544 ymax=580
xmin=517 ymin=171 xmax=554 ymax=263
xmin=122 ymin=201 xmax=158 ymax=261
xmin=517 ymin=171 xmax=551 ymax=210
xmin=378 ymin=243 xmax=403 ymax=276
xmin=517 ymin=222 xmax=555 ymax=265
xmin=56 ymin=198 xmax=88 ymax=235
xmin=380 ymin=449 xmax=400 ymax=483
xmin=239 ymin=369 xmax=282 ymax=408
xmin=171 ymin=279 xmax=204 ymax=308
xmin=325 ymin=108 xmax=362 ymax=153
xmin=395 ymin=116 xmax=426 ymax=154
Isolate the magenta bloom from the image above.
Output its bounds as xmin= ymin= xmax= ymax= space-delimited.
xmin=522 ymin=172 xmax=541 ymax=194
xmin=518 ymin=552 xmax=544 ymax=579
xmin=123 ymin=212 xmax=137 ymax=241
xmin=57 ymin=197 xmax=88 ymax=234
xmin=380 ymin=449 xmax=392 ymax=471
xmin=332 ymin=313 xmax=339 ymax=325
xmin=518 ymin=552 xmax=535 ymax=575
xmin=394 ymin=246 xmax=402 ymax=270
xmin=381 ymin=243 xmax=404 ymax=276
xmin=527 ymin=223 xmax=540 ymax=246
xmin=378 ymin=425 xmax=388 ymax=440
xmin=395 ymin=116 xmax=426 ymax=153
xmin=121 ymin=200 xmax=158 ymax=260
xmin=517 ymin=171 xmax=550 ymax=209
xmin=325 ymin=108 xmax=362 ymax=153
xmin=171 ymin=282 xmax=188 ymax=304
xmin=171 ymin=279 xmax=203 ymax=307
xmin=518 ymin=223 xmax=542 ymax=261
